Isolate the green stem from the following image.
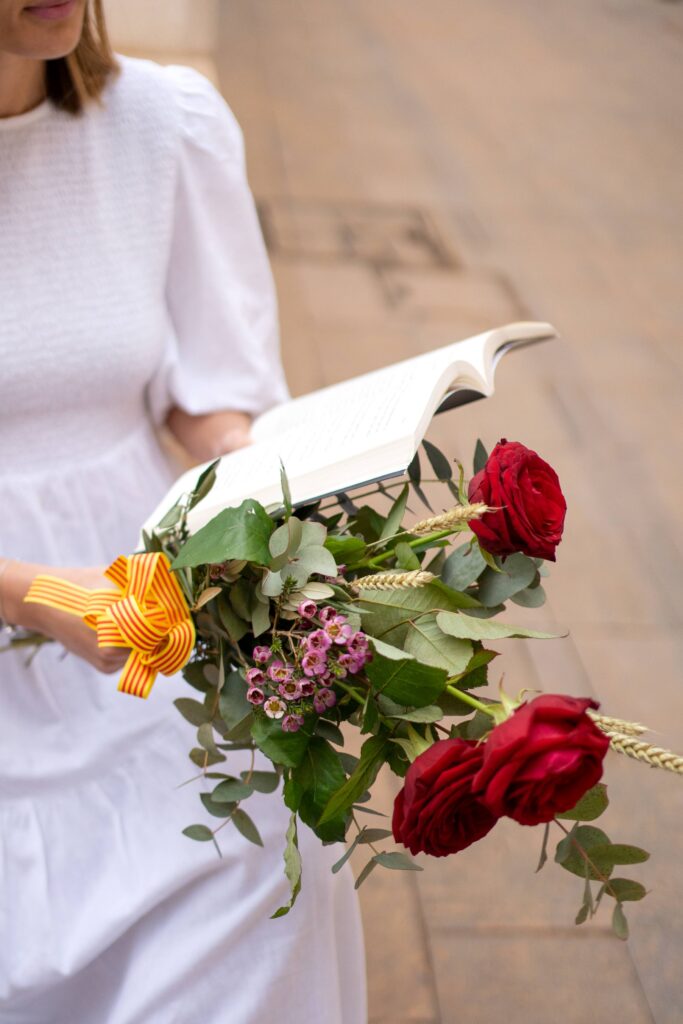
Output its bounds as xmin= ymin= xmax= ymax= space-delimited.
xmin=356 ymin=527 xmax=456 ymax=570
xmin=445 ymin=682 xmax=495 ymax=717
xmin=335 ymin=679 xmax=366 ymax=706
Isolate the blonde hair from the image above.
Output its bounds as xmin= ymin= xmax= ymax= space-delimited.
xmin=45 ymin=0 xmax=119 ymax=114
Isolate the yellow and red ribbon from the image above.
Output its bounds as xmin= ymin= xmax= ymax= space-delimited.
xmin=24 ymin=553 xmax=195 ymax=699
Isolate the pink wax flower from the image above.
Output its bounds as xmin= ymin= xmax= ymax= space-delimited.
xmin=246 ymin=667 xmax=266 ymax=687
xmin=306 ymin=629 xmax=332 ymax=653
xmin=325 ymin=617 xmax=354 ymax=645
xmin=247 ymin=686 xmax=265 ymax=706
xmin=282 ymin=712 xmax=305 ymax=733
xmin=252 ymin=645 xmax=272 ymax=665
xmin=297 ymin=600 xmax=317 ymax=619
xmin=318 ymin=606 xmax=338 ymax=624
xmin=338 ymin=652 xmax=366 ymax=675
xmin=264 ymin=696 xmax=287 ymax=720
xmin=279 ymin=679 xmax=303 ymax=701
xmin=268 ymin=660 xmax=293 ymax=684
xmin=348 ymin=631 xmax=369 ymax=653
xmin=299 ymin=679 xmax=317 ymax=697
xmin=302 ymin=651 xmax=328 ymax=677
xmin=313 ymin=688 xmax=337 ymax=714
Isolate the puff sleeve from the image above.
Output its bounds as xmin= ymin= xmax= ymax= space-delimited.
xmin=151 ymin=65 xmax=289 ymax=422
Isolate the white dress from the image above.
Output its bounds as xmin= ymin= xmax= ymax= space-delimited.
xmin=0 ymin=56 xmax=366 ymax=1024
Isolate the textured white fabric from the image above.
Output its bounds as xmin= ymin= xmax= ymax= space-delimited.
xmin=0 ymin=57 xmax=366 ymax=1023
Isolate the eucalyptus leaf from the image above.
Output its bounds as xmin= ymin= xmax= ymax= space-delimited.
xmin=261 ymin=570 xmax=285 ymax=597
xmin=373 ymin=851 xmax=423 ymax=871
xmin=557 ymin=784 xmax=609 ymax=822
xmin=182 ymin=824 xmax=214 ymax=842
xmin=295 ymin=545 xmax=338 ymax=578
xmin=218 ymin=671 xmax=251 ymax=731
xmin=436 ymin=610 xmax=559 ymax=642
xmin=231 ymin=808 xmax=264 ymax=846
xmin=242 ymin=770 xmax=280 ymax=794
xmin=354 ymin=858 xmax=377 ymax=889
xmin=299 ymin=521 xmax=327 ymax=548
xmin=189 ymin=747 xmax=226 ymax=768
xmin=612 ymin=902 xmax=629 ymax=940
xmin=269 ymin=522 xmax=291 ymax=559
xmin=604 ymin=878 xmax=647 ymax=902
xmin=442 ymin=543 xmax=487 ymax=591
xmin=216 ymin=595 xmax=249 ymax=642
xmin=251 ymin=599 xmax=271 ymax=637
xmin=475 ymin=553 xmax=537 ymax=606
xmin=555 ymin=825 xmax=615 ymax=880
xmin=212 ymin=778 xmax=253 ymax=802
xmin=511 ymin=583 xmax=547 ymax=608
xmin=174 ymin=697 xmax=211 ymax=728
xmin=200 ymin=792 xmax=236 ymax=818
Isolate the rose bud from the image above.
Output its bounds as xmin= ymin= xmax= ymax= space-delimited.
xmin=392 ymin=739 xmax=499 ymax=857
xmin=467 ymin=439 xmax=566 ymax=561
xmin=474 ymin=694 xmax=610 ymax=826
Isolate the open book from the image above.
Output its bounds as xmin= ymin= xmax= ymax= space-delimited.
xmin=143 ymin=321 xmax=557 ymax=535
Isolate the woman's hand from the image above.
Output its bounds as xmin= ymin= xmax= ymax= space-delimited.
xmin=165 ymin=407 xmax=253 ymax=462
xmin=2 ymin=561 xmax=129 ymax=675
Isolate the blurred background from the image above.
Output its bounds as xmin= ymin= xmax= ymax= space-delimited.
xmin=105 ymin=2 xmax=683 ymax=1022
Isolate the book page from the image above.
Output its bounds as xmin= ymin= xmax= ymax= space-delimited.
xmin=141 ymin=322 xmax=556 ymax=537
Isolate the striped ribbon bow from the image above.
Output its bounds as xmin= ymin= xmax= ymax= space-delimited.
xmin=24 ymin=553 xmax=195 ymax=698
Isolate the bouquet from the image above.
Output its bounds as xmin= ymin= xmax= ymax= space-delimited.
xmin=21 ymin=438 xmax=683 ymax=936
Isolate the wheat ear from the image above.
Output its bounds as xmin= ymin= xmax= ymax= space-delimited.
xmin=410 ymin=504 xmax=489 ymax=536
xmin=587 ymin=711 xmax=648 ymax=736
xmin=603 ymin=731 xmax=683 ymax=774
xmin=354 ymin=570 xmax=435 ymax=591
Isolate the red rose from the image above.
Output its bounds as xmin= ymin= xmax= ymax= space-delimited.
xmin=392 ymin=738 xmax=498 ymax=857
xmin=474 ymin=695 xmax=610 ymax=826
xmin=468 ymin=439 xmax=566 ymax=561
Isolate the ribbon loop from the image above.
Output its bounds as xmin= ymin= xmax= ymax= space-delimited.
xmin=25 ymin=553 xmax=195 ymax=699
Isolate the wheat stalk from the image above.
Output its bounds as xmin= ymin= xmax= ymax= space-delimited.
xmin=410 ymin=504 xmax=489 ymax=536
xmin=354 ymin=570 xmax=436 ymax=591
xmin=603 ymin=731 xmax=683 ymax=774
xmin=587 ymin=711 xmax=648 ymax=736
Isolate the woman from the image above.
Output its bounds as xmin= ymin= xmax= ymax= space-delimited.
xmin=0 ymin=1 xmax=367 ymax=1021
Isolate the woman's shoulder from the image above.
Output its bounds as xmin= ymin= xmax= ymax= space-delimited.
xmin=105 ymin=55 xmax=243 ymax=157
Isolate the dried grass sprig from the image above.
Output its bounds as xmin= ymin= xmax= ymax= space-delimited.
xmin=588 ymin=711 xmax=648 ymax=737
xmin=410 ymin=504 xmax=489 ymax=536
xmin=354 ymin=570 xmax=436 ymax=591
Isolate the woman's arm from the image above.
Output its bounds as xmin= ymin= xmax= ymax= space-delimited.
xmin=0 ymin=559 xmax=128 ymax=674
xmin=165 ymin=407 xmax=253 ymax=462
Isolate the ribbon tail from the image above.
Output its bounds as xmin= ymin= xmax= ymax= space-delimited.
xmin=24 ymin=576 xmax=92 ymax=620
xmin=118 ymin=650 xmax=157 ymax=699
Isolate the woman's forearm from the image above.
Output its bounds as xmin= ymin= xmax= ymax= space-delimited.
xmin=165 ymin=407 xmax=253 ymax=462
